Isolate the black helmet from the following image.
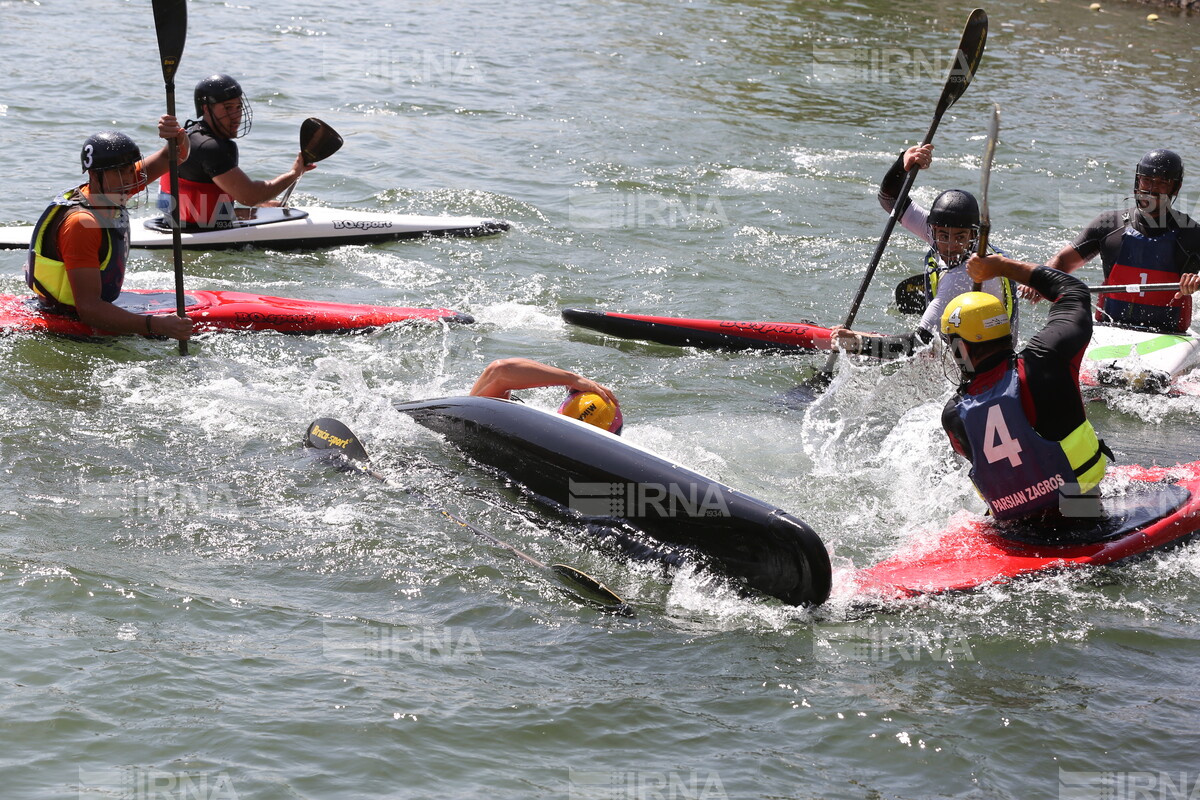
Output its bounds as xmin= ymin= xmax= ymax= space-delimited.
xmin=194 ymin=73 xmax=253 ymax=138
xmin=927 ymin=190 xmax=981 ymax=230
xmin=194 ymin=74 xmax=244 ymax=115
xmin=1135 ymin=149 xmax=1184 ymax=185
xmin=80 ymin=131 xmax=142 ymax=173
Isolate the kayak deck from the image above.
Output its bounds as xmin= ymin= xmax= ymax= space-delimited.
xmin=0 ymin=205 xmax=511 ymax=251
xmin=0 ymin=290 xmax=473 ymax=336
xmin=1082 ymin=323 xmax=1200 ymax=393
xmin=850 ymin=461 xmax=1200 ymax=600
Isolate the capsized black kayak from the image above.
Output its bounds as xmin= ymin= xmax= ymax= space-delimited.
xmin=393 ymin=395 xmax=832 ymax=606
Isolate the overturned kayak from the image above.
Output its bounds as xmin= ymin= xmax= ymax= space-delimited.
xmin=393 ymin=395 xmax=832 ymax=606
xmin=1082 ymin=322 xmax=1200 ymax=393
xmin=0 ymin=290 xmax=472 ymax=336
xmin=0 ymin=206 xmax=510 ymax=252
xmin=562 ymin=307 xmax=839 ymax=352
xmin=851 ymin=461 xmax=1200 ymax=600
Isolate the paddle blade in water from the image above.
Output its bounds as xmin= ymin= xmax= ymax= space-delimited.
xmin=551 ymin=564 xmax=634 ymax=616
xmin=304 ymin=417 xmax=371 ymax=463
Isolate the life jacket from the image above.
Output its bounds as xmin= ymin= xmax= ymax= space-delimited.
xmin=1097 ymin=215 xmax=1190 ymax=332
xmin=25 ymin=187 xmax=128 ymax=310
xmin=957 ymin=362 xmax=1107 ymax=521
xmin=924 ymin=245 xmax=1017 ymax=323
xmin=158 ymin=173 xmax=235 ymax=228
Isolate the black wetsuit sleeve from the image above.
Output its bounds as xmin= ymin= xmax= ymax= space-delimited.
xmin=878 ymin=152 xmax=911 ymax=216
xmin=1070 ymin=210 xmax=1123 ymax=262
xmin=1019 ymin=267 xmax=1092 ymax=441
xmin=856 ymin=330 xmax=925 ymax=360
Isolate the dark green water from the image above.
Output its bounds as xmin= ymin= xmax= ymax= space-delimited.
xmin=0 ymin=0 xmax=1198 ymax=798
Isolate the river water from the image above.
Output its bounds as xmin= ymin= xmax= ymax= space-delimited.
xmin=1 ymin=1 xmax=1199 ymax=798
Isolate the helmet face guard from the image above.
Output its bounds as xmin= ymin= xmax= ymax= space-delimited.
xmin=1134 ymin=149 xmax=1184 ymax=223
xmin=194 ymin=74 xmax=253 ymax=139
xmin=927 ymin=190 xmax=981 ymax=268
xmin=927 ymin=223 xmax=980 ymax=269
xmin=81 ymin=131 xmax=146 ymax=203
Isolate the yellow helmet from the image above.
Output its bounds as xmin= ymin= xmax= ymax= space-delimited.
xmin=940 ymin=292 xmax=1011 ymax=343
xmin=558 ymin=390 xmax=623 ymax=434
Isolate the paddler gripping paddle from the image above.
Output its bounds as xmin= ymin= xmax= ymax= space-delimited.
xmin=279 ymin=119 xmax=344 ymax=210
xmin=816 ymin=9 xmax=987 ymax=387
xmin=151 ymin=0 xmax=189 ymax=356
xmin=303 ymin=417 xmax=634 ymax=616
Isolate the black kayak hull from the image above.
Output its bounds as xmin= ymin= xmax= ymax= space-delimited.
xmin=394 ymin=395 xmax=831 ymax=605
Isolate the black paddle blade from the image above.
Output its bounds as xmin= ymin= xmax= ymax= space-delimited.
xmin=151 ymin=0 xmax=187 ymax=85
xmin=299 ymin=118 xmax=344 ymax=165
xmin=936 ymin=9 xmax=987 ymax=119
xmin=304 ymin=417 xmax=371 ymax=463
xmin=895 ymin=274 xmax=929 ymax=315
xmin=551 ymin=564 xmax=635 ymax=616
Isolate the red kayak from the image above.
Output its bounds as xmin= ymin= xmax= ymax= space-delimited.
xmin=0 ymin=290 xmax=472 ymax=336
xmin=562 ymin=307 xmax=839 ymax=352
xmin=850 ymin=461 xmax=1200 ymax=600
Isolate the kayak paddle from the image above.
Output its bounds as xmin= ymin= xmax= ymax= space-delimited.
xmin=895 ymin=273 xmax=1186 ymax=315
xmin=302 ymin=417 xmax=634 ymax=616
xmin=151 ymin=0 xmax=188 ymax=356
xmin=816 ymin=8 xmax=988 ymax=385
xmin=973 ymin=103 xmax=1000 ymax=291
xmin=279 ymin=118 xmax=344 ymax=209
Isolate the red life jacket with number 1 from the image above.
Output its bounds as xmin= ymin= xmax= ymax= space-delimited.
xmin=1097 ymin=218 xmax=1190 ymax=332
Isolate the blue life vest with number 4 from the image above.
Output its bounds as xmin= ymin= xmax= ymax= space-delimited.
xmin=957 ymin=363 xmax=1108 ymax=521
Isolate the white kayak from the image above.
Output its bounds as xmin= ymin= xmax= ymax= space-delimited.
xmin=1082 ymin=322 xmax=1200 ymax=393
xmin=0 ymin=205 xmax=510 ymax=251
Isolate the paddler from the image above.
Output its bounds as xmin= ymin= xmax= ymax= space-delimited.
xmin=828 ymin=144 xmax=1018 ymax=357
xmin=470 ymin=358 xmax=623 ymax=434
xmin=158 ymin=74 xmax=313 ymax=228
xmin=1040 ymin=149 xmax=1200 ymax=333
xmin=25 ymin=120 xmax=194 ymax=340
xmin=940 ymin=254 xmax=1113 ymax=526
